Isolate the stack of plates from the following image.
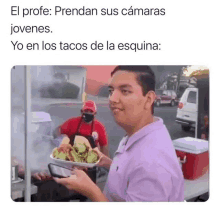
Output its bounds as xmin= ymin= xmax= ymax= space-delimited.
xmin=12 ymin=177 xmax=23 ymax=184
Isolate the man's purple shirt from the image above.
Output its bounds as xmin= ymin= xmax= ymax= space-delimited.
xmin=103 ymin=117 xmax=184 ymax=201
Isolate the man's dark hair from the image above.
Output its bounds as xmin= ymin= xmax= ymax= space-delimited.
xmin=111 ymin=65 xmax=155 ymax=114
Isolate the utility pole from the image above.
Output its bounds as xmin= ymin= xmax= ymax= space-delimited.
xmin=24 ymin=66 xmax=31 ymax=202
xmin=177 ymin=67 xmax=185 ymax=92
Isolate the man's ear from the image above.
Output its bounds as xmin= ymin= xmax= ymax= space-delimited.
xmin=144 ymin=91 xmax=156 ymax=110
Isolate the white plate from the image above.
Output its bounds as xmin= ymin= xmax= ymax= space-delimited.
xmin=12 ymin=177 xmax=23 ymax=184
xmin=50 ymin=149 xmax=100 ymax=168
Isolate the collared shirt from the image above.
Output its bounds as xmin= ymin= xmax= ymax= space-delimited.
xmin=103 ymin=117 xmax=184 ymax=202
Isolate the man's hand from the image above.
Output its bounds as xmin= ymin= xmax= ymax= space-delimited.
xmin=32 ymin=172 xmax=53 ymax=181
xmin=100 ymin=145 xmax=110 ymax=157
xmin=54 ymin=169 xmax=108 ymax=201
xmin=54 ymin=169 xmax=95 ymax=196
xmin=94 ymin=148 xmax=112 ymax=170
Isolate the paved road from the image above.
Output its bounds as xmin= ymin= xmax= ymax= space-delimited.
xmin=154 ymin=105 xmax=195 ymax=140
xmin=44 ymin=103 xmax=195 ymax=159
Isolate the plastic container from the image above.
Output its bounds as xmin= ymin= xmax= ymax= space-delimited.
xmin=173 ymin=137 xmax=209 ymax=180
xmin=11 ymin=157 xmax=18 ymax=181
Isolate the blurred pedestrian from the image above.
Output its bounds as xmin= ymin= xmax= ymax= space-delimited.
xmin=201 ymin=115 xmax=209 ymax=140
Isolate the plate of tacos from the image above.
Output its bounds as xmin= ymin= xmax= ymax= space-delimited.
xmin=50 ymin=142 xmax=100 ymax=168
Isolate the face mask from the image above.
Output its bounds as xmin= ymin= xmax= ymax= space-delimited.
xmin=82 ymin=113 xmax=94 ymax=123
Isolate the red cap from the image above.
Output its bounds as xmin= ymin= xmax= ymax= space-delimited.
xmin=82 ymin=100 xmax=97 ymax=113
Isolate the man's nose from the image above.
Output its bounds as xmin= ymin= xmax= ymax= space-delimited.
xmin=109 ymin=90 xmax=120 ymax=103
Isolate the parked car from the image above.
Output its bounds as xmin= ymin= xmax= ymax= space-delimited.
xmin=155 ymin=89 xmax=177 ymax=107
xmin=175 ymin=88 xmax=198 ymax=131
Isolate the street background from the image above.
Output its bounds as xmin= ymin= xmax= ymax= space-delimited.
xmin=11 ymin=65 xmax=206 ymax=201
xmin=44 ymin=98 xmax=195 ymax=159
xmin=11 ymin=65 xmax=199 ymax=169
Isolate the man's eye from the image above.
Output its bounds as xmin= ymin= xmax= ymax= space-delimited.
xmin=108 ymin=89 xmax=113 ymax=95
xmin=122 ymin=90 xmax=131 ymax=95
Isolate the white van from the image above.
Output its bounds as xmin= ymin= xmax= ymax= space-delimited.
xmin=175 ymin=88 xmax=198 ymax=131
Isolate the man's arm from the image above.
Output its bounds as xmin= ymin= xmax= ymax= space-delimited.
xmin=100 ymin=145 xmax=109 ymax=157
xmin=54 ymin=169 xmax=109 ymax=202
xmin=88 ymin=185 xmax=109 ymax=202
xmin=100 ymin=155 xmax=112 ymax=170
xmin=93 ymin=148 xmax=112 ymax=170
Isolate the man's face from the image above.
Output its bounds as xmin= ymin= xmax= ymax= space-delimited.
xmin=108 ymin=71 xmax=147 ymax=128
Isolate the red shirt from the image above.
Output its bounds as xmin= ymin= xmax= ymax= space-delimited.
xmin=60 ymin=116 xmax=108 ymax=147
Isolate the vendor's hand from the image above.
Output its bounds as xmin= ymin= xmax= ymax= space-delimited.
xmin=32 ymin=172 xmax=53 ymax=181
xmin=58 ymin=143 xmax=72 ymax=153
xmin=54 ymin=169 xmax=97 ymax=198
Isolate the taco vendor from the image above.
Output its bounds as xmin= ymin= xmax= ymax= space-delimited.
xmin=58 ymin=100 xmax=109 ymax=156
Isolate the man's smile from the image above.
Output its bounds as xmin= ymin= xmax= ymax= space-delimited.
xmin=110 ymin=106 xmax=124 ymax=114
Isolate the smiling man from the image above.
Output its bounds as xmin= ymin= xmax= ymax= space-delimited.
xmin=108 ymin=67 xmax=155 ymax=136
xmin=101 ymin=66 xmax=184 ymax=201
xmin=54 ymin=66 xmax=184 ymax=202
